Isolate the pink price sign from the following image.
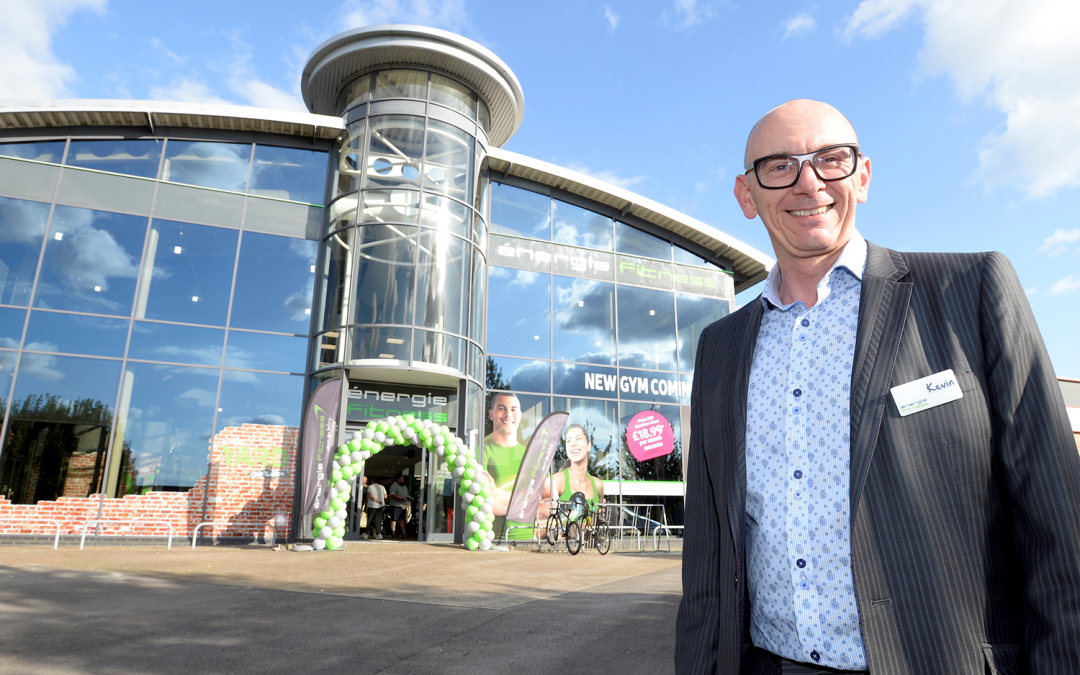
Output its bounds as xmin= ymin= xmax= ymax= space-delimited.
xmin=625 ymin=411 xmax=674 ymax=462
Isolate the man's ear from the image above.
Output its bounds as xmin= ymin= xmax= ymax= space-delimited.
xmin=734 ymin=174 xmax=759 ymax=219
xmin=856 ymin=156 xmax=871 ymax=204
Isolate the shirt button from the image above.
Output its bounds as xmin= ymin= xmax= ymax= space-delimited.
xmin=796 ymin=558 xmax=806 ymax=568
xmin=792 ymin=406 xmax=803 ymax=415
xmin=795 ymin=491 xmax=802 ymax=499
xmin=810 ymin=651 xmax=820 ymax=662
xmin=793 ymin=388 xmax=802 ymax=397
xmin=794 ymin=470 xmax=803 ymax=479
xmin=799 ymin=580 xmax=810 ymax=591
xmin=801 ymin=319 xmax=810 ymax=327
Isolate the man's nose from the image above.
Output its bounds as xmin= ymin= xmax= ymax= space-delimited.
xmin=792 ymin=159 xmax=825 ymax=193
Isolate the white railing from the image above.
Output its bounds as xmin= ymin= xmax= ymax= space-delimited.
xmin=0 ymin=517 xmax=62 ymax=549
xmin=79 ymin=519 xmax=174 ymax=550
xmin=191 ymin=521 xmax=277 ymax=549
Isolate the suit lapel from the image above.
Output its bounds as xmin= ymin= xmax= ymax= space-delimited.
xmin=849 ymin=243 xmax=911 ymax=523
xmin=720 ymin=298 xmax=763 ymax=562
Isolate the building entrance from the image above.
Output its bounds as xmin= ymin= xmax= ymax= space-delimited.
xmin=343 ymin=380 xmax=460 ymax=542
xmin=342 ymin=427 xmax=457 ymax=542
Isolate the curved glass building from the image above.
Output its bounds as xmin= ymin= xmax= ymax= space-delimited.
xmin=0 ymin=26 xmax=771 ymax=544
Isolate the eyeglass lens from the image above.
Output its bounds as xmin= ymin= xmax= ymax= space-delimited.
xmin=756 ymin=146 xmax=857 ymax=188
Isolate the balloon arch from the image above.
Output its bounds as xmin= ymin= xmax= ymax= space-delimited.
xmin=311 ymin=415 xmax=496 ymax=551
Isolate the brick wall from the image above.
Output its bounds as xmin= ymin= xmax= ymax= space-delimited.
xmin=0 ymin=424 xmax=298 ymax=540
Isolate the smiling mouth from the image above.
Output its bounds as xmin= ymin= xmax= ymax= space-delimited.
xmin=788 ymin=205 xmax=832 ymax=217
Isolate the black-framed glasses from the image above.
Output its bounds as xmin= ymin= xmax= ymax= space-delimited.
xmin=744 ymin=144 xmax=861 ymax=189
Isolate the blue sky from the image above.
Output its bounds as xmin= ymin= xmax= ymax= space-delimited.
xmin=2 ymin=0 xmax=1077 ymax=376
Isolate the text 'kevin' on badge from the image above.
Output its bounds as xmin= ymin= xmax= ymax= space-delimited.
xmin=890 ymin=369 xmax=963 ymax=417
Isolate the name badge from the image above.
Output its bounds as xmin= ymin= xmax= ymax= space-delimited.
xmin=890 ymin=369 xmax=963 ymax=417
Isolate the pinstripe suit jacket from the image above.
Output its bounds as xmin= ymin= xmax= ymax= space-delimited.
xmin=675 ymin=243 xmax=1080 ymax=675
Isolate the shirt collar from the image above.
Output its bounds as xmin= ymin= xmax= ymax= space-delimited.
xmin=761 ymin=229 xmax=867 ymax=309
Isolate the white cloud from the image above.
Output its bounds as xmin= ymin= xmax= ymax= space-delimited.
xmin=662 ymin=0 xmax=723 ymax=29
xmin=1025 ymin=286 xmax=1037 ymax=295
xmin=149 ymin=77 xmax=231 ymax=105
xmin=564 ymin=162 xmax=648 ymax=190
xmin=341 ymin=0 xmax=471 ymax=34
xmin=0 ymin=0 xmax=105 ymax=98
xmin=147 ymin=35 xmax=305 ymax=112
xmin=844 ymin=0 xmax=1080 ymax=198
xmin=148 ymin=37 xmax=188 ymax=66
xmin=1038 ymin=228 xmax=1080 ymax=256
xmin=782 ymin=12 xmax=817 ymax=39
xmin=1050 ymin=274 xmax=1080 ymax=295
xmin=604 ymin=5 xmax=621 ymax=32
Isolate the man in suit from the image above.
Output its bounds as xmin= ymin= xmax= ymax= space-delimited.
xmin=675 ymin=99 xmax=1080 ymax=674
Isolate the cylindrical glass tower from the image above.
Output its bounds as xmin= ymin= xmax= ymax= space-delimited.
xmin=302 ymin=25 xmax=524 ymax=540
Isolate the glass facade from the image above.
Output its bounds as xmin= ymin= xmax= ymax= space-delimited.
xmin=0 ymin=67 xmax=745 ymax=543
xmin=0 ymin=135 xmax=326 ymax=501
xmin=484 ymin=182 xmax=734 ymax=508
xmin=313 ymin=68 xmax=487 ymax=390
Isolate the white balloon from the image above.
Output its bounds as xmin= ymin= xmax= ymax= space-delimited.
xmin=467 ymin=521 xmax=480 ymax=533
xmin=313 ymin=538 xmax=327 ymax=550
xmin=335 ymin=480 xmax=349 ymax=492
xmin=351 ymin=430 xmax=362 ymax=440
xmin=440 ymin=425 xmax=450 ymax=435
xmin=319 ymin=526 xmax=333 ymax=539
xmin=469 ymin=482 xmax=482 ymax=494
xmin=479 ymin=539 xmax=491 ymax=550
xmin=434 ymin=435 xmax=444 ymax=446
xmin=435 ymin=446 xmax=445 ymax=456
xmin=350 ymin=451 xmax=364 ymax=464
xmin=384 ymin=436 xmax=395 ymax=446
xmin=454 ymin=466 xmax=465 ymax=478
xmin=486 ymin=529 xmax=496 ymax=540
xmin=335 ymin=509 xmax=347 ymax=520
xmin=328 ymin=516 xmax=342 ymax=529
xmin=404 ymin=427 xmax=416 ymax=439
xmin=473 ymin=511 xmax=486 ymax=522
xmin=455 ymin=455 xmax=467 ymax=467
xmin=385 ymin=416 xmax=396 ymax=426
xmin=482 ymin=503 xmax=493 ymax=514
xmin=363 ymin=429 xmax=375 ymax=439
xmin=397 ymin=419 xmax=408 ymax=430
xmin=361 ymin=451 xmax=371 ymax=460
xmin=374 ymin=431 xmax=386 ymax=443
xmin=329 ymin=488 xmax=338 ymax=500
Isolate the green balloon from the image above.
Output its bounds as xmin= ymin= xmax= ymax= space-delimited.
xmin=466 ymin=505 xmax=478 ymax=518
xmin=320 ymin=509 xmax=334 ymax=520
xmin=366 ymin=421 xmax=377 ymax=430
xmin=332 ymin=526 xmax=345 ymax=538
xmin=463 ymin=468 xmax=475 ymax=481
xmin=479 ymin=486 xmax=490 ymax=499
xmin=466 ymin=538 xmax=478 ymax=550
xmin=485 ymin=512 xmax=495 ymax=523
xmin=313 ymin=517 xmax=327 ymax=529
xmin=332 ymin=469 xmax=343 ymax=483
xmin=461 ymin=478 xmax=472 ymax=490
xmin=483 ymin=521 xmax=493 ymax=532
xmin=377 ymin=421 xmax=389 ymax=433
xmin=348 ymin=439 xmax=361 ymax=452
xmin=330 ymin=497 xmax=344 ymax=511
xmin=419 ymin=428 xmax=431 ymax=441
xmin=341 ymin=466 xmax=355 ymax=480
xmin=326 ymin=538 xmax=340 ymax=550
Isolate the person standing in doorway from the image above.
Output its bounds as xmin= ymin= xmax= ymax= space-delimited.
xmin=364 ymin=477 xmax=386 ymax=540
xmin=387 ymin=474 xmax=410 ymax=539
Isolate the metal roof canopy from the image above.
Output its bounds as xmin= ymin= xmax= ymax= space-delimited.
xmin=301 ymin=25 xmax=524 ymax=147
xmin=0 ymin=99 xmax=344 ymax=140
xmin=487 ymin=148 xmax=773 ymax=293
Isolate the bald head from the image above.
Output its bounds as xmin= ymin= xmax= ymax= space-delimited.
xmin=744 ymin=100 xmax=858 ymax=168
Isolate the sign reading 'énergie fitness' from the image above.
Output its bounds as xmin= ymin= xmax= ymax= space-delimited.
xmin=347 ymin=381 xmax=458 ymax=425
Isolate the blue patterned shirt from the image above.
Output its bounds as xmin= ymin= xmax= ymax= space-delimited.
xmin=744 ymin=230 xmax=868 ymax=670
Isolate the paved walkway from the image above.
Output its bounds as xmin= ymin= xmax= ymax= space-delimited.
xmin=0 ymin=541 xmax=683 ymax=674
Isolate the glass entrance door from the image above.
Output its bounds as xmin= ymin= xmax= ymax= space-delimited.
xmin=424 ymin=447 xmax=455 ymax=541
